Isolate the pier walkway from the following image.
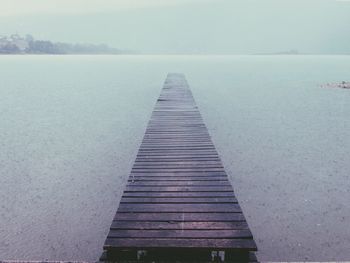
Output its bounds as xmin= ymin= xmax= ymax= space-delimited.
xmin=102 ymin=73 xmax=257 ymax=262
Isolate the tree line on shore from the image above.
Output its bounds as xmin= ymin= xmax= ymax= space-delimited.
xmin=0 ymin=34 xmax=124 ymax=54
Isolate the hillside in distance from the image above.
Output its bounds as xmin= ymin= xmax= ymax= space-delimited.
xmin=0 ymin=34 xmax=133 ymax=54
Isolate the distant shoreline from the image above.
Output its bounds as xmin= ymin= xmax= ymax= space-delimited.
xmin=1 ymin=53 xmax=349 ymax=56
xmin=322 ymin=81 xmax=350 ymax=89
xmin=0 ymin=52 xmax=136 ymax=55
xmin=0 ymin=34 xmax=134 ymax=55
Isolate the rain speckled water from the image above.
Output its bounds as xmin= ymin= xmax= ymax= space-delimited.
xmin=0 ymin=55 xmax=349 ymax=262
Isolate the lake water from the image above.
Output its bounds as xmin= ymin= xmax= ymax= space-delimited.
xmin=0 ymin=55 xmax=349 ymax=261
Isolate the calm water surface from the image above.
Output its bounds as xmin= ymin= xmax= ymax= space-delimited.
xmin=0 ymin=55 xmax=349 ymax=261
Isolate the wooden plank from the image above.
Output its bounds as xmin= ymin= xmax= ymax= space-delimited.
xmin=139 ymin=144 xmax=214 ymax=146
xmin=124 ymin=186 xmax=234 ymax=192
xmin=132 ymin=165 xmax=224 ymax=169
xmin=134 ymin=160 xmax=222 ymax=164
xmin=128 ymin=176 xmax=228 ymax=181
xmin=120 ymin=197 xmax=237 ymax=203
xmin=122 ymin=192 xmax=236 ymax=197
xmin=104 ymin=238 xmax=257 ymax=250
xmin=113 ymin=212 xmax=246 ymax=222
xmin=129 ymin=172 xmax=228 ymax=177
xmin=107 ymin=229 xmax=252 ymax=239
xmin=138 ymin=148 xmax=216 ymax=150
xmin=130 ymin=170 xmax=226 ymax=173
xmin=117 ymin=203 xmax=242 ymax=213
xmin=135 ymin=158 xmax=222 ymax=162
xmin=126 ymin=181 xmax=231 ymax=186
xmin=110 ymin=221 xmax=249 ymax=230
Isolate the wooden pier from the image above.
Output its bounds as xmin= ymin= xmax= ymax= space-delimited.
xmin=102 ymin=73 xmax=257 ymax=262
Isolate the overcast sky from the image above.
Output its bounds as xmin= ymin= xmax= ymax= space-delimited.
xmin=1 ymin=0 xmax=350 ymax=54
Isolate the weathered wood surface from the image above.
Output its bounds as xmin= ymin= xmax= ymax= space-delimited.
xmin=103 ymin=73 xmax=257 ymax=261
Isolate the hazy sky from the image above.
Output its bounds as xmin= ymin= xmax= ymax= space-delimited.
xmin=1 ymin=0 xmax=350 ymax=54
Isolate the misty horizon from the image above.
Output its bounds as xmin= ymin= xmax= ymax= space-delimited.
xmin=1 ymin=0 xmax=350 ymax=55
xmin=0 ymin=33 xmax=327 ymax=55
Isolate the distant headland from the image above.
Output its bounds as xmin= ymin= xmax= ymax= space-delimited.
xmin=322 ymin=81 xmax=350 ymax=90
xmin=0 ymin=34 xmax=133 ymax=54
xmin=254 ymin=49 xmax=301 ymax=55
